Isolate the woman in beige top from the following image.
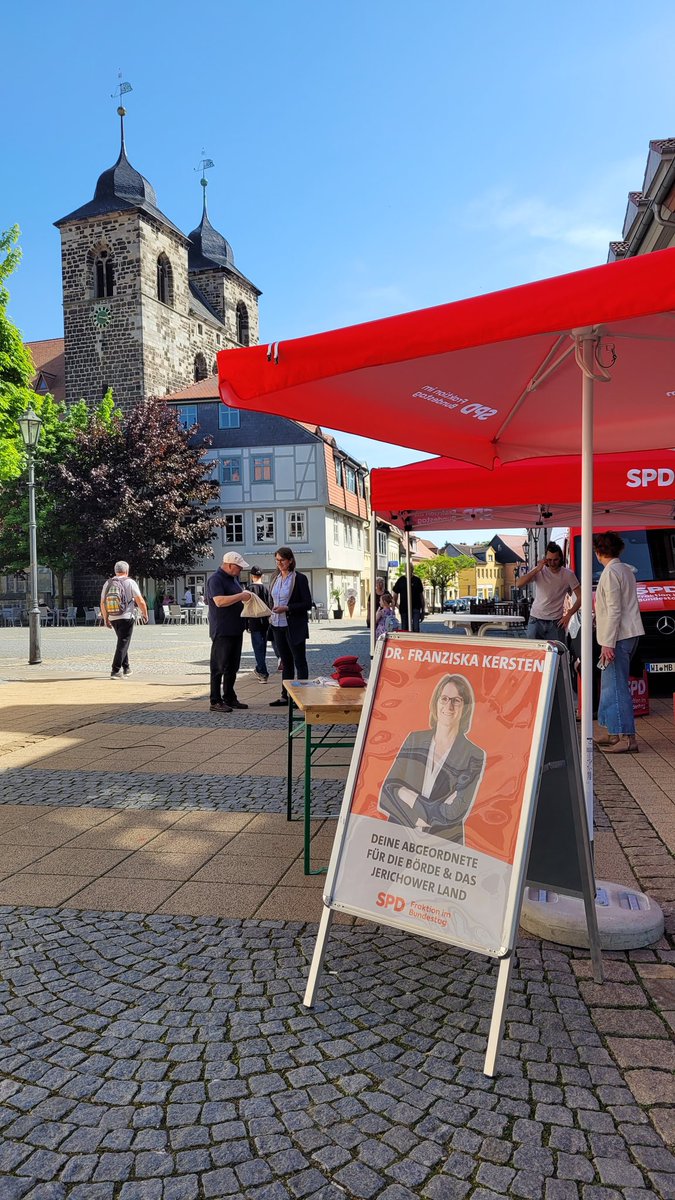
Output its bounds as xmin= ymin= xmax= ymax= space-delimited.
xmin=593 ymin=531 xmax=644 ymax=754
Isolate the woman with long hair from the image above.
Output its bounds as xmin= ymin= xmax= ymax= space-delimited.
xmin=268 ymin=547 xmax=313 ymax=707
xmin=593 ymin=531 xmax=644 ymax=753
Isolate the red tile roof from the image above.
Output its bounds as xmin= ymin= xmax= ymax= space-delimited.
xmin=162 ymin=377 xmax=222 ymax=401
xmin=26 ymin=338 xmax=65 ymax=402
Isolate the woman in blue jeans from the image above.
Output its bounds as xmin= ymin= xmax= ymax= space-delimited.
xmin=593 ymin=532 xmax=644 ymax=754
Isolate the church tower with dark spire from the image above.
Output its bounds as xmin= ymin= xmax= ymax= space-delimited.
xmin=55 ymin=99 xmax=260 ymax=410
xmin=188 ymin=163 xmax=261 ymax=350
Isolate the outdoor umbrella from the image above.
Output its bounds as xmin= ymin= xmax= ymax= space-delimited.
xmin=370 ymin=449 xmax=675 ymax=532
xmin=218 ymin=247 xmax=675 ymax=824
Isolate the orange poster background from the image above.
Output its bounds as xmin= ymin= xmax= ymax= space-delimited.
xmin=351 ymin=638 xmax=549 ymax=864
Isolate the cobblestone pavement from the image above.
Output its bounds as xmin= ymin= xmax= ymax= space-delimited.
xmin=1 ymin=622 xmax=674 ymax=1197
xmin=1 ymin=910 xmax=674 ymax=1200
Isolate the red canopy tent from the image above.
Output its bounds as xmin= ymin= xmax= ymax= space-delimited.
xmin=218 ymin=247 xmax=675 ymax=824
xmin=370 ymin=450 xmax=675 ymax=532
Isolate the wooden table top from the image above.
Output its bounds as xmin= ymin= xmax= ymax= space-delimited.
xmin=284 ymin=682 xmax=366 ymax=723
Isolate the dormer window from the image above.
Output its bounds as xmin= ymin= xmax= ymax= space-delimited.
xmin=157 ymin=253 xmax=174 ymax=306
xmin=95 ymin=250 xmax=114 ymax=298
xmin=236 ymin=301 xmax=250 ymax=346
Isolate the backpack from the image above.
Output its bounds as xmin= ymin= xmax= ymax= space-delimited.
xmin=104 ymin=576 xmax=132 ymax=617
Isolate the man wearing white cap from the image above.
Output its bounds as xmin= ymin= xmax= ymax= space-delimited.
xmin=206 ymin=552 xmax=252 ymax=712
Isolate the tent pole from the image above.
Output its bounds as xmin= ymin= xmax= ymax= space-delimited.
xmin=405 ymin=523 xmax=413 ymax=631
xmin=580 ymin=335 xmax=595 ymax=838
xmin=369 ymin=511 xmax=377 ymax=658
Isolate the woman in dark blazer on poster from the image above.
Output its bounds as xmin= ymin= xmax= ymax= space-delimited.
xmin=379 ymin=673 xmax=486 ymax=844
xmin=268 ymin=547 xmax=313 ymax=707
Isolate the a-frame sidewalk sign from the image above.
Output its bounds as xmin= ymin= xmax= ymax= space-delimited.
xmin=303 ymin=634 xmax=603 ymax=1077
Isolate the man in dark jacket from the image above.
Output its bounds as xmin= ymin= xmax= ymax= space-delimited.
xmin=206 ymin=552 xmax=252 ymax=712
xmin=247 ymin=566 xmax=273 ymax=682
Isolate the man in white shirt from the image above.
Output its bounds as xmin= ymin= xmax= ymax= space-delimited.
xmin=516 ymin=541 xmax=580 ymax=642
xmin=100 ymin=560 xmax=148 ymax=679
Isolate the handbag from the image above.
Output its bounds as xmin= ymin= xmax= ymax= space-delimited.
xmin=241 ymin=593 xmax=273 ymax=619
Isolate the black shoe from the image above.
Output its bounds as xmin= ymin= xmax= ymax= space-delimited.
xmin=225 ymin=698 xmax=249 ymax=710
xmin=269 ymin=697 xmax=288 ymax=707
xmin=210 ymin=702 xmax=232 ymax=713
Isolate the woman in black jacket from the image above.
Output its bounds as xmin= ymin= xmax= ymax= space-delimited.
xmin=268 ymin=547 xmax=313 ymax=707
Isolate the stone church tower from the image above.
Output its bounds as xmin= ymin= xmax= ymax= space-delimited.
xmin=55 ymin=109 xmax=260 ymax=410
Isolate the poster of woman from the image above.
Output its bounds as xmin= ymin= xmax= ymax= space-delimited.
xmin=379 ymin=674 xmax=486 ymax=843
xmin=327 ymin=635 xmax=559 ymax=955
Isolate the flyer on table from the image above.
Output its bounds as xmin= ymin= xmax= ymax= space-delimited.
xmin=329 ymin=636 xmax=552 ymax=954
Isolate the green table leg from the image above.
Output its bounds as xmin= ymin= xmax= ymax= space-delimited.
xmin=286 ymin=694 xmax=294 ymax=821
xmin=304 ymin=721 xmax=313 ymax=874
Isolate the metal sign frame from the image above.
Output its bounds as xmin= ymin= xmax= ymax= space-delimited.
xmin=303 ymin=633 xmax=602 ymax=1076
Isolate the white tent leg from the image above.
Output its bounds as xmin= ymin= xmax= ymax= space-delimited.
xmin=369 ymin=513 xmax=377 ymax=658
xmin=580 ymin=336 xmax=595 ymax=839
xmin=405 ymin=526 xmax=413 ymax=630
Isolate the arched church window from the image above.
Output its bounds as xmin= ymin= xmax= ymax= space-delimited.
xmin=236 ymin=302 xmax=250 ymax=346
xmin=212 ymin=361 xmax=218 ymax=375
xmin=194 ymin=353 xmax=208 ymax=382
xmin=94 ymin=250 xmax=114 ymax=298
xmin=157 ymin=253 xmax=174 ymax=306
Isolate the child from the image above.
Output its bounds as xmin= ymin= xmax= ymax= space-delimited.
xmin=375 ymin=592 xmax=400 ymax=638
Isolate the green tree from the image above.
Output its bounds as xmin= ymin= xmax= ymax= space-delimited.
xmin=0 ymin=391 xmax=121 ymax=603
xmin=416 ymin=554 xmax=475 ymax=606
xmin=54 ymin=396 xmax=222 ymax=586
xmin=0 ymin=225 xmax=36 ymax=481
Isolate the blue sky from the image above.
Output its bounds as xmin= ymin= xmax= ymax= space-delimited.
xmin=4 ymin=1 xmax=674 ymax=537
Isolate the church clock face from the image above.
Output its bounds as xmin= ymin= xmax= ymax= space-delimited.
xmin=93 ymin=304 xmax=111 ymax=328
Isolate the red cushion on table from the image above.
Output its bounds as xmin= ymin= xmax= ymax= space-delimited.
xmin=338 ymin=676 xmax=367 ymax=687
xmin=333 ymin=655 xmax=359 ymax=667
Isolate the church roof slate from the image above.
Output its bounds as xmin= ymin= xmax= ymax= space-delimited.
xmin=188 ymin=210 xmax=262 ymax=294
xmin=55 ymin=145 xmax=188 ymax=242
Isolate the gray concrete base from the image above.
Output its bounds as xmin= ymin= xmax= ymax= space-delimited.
xmin=520 ymin=877 xmax=665 ymax=949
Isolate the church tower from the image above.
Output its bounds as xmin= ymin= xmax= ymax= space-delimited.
xmin=187 ymin=163 xmax=261 ymax=352
xmin=56 ymin=103 xmax=199 ymax=409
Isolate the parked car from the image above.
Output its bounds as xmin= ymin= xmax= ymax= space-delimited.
xmin=442 ymin=597 xmax=471 ymax=613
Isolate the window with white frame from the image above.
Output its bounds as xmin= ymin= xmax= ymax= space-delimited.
xmin=335 ymin=459 xmax=343 ymax=486
xmin=255 ymin=512 xmax=276 ymax=542
xmin=345 ymin=465 xmax=356 ymax=492
xmin=358 ymin=474 xmax=366 ymax=498
xmin=345 ymin=521 xmax=354 ymax=547
xmin=223 ymin=513 xmax=244 ymax=544
xmin=356 ymin=525 xmax=362 ymax=549
xmin=220 ymin=456 xmax=242 ymax=484
xmin=176 ymin=405 xmax=198 ymax=430
xmin=286 ymin=510 xmax=307 ymax=541
xmin=252 ymin=455 xmax=273 ymax=483
xmin=333 ymin=514 xmax=341 ymax=545
xmin=377 ymin=530 xmax=387 ymax=559
xmin=218 ymin=407 xmax=241 ymax=429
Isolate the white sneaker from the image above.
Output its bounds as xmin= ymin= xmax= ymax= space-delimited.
xmin=123 ymin=668 xmax=132 ymax=676
xmin=254 ymin=670 xmax=269 ymax=683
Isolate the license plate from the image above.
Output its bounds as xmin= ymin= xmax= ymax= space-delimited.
xmin=645 ymin=662 xmax=675 ymax=673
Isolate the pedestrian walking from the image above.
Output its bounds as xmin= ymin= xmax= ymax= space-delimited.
xmin=393 ymin=572 xmax=425 ymax=632
xmin=247 ymin=566 xmax=273 ymax=682
xmin=100 ymin=561 xmax=148 ymax=678
xmin=206 ymin=552 xmax=252 ymax=712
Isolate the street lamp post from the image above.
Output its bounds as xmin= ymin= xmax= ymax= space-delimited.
xmin=18 ymin=406 xmax=43 ymax=665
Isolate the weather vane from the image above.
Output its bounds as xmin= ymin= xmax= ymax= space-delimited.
xmin=195 ymin=151 xmax=215 ymax=214
xmin=111 ymin=71 xmax=133 ymax=115
xmin=111 ymin=72 xmax=133 ymax=151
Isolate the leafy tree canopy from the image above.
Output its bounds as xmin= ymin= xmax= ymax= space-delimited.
xmin=54 ymin=396 xmax=222 ymax=581
xmin=0 ymin=226 xmax=36 ymax=480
